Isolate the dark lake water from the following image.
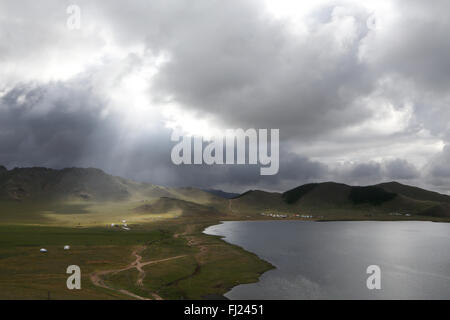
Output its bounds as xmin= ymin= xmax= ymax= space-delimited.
xmin=204 ymin=221 xmax=450 ymax=299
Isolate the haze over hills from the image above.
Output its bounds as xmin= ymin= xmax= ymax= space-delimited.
xmin=202 ymin=189 xmax=240 ymax=199
xmin=0 ymin=166 xmax=228 ymax=224
xmin=0 ymin=166 xmax=222 ymax=203
xmin=0 ymin=166 xmax=449 ymax=225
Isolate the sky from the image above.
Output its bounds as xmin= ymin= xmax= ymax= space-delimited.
xmin=1 ymin=0 xmax=450 ymax=193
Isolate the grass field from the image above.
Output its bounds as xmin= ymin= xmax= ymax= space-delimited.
xmin=1 ymin=207 xmax=448 ymax=300
xmin=0 ymin=219 xmax=273 ymax=300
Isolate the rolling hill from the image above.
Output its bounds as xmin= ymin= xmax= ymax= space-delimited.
xmin=0 ymin=165 xmax=449 ymax=225
xmin=0 ymin=166 xmax=227 ymax=225
xmin=231 ymin=181 xmax=450 ymax=219
xmin=377 ymin=181 xmax=450 ymax=204
xmin=0 ymin=166 xmax=226 ymax=204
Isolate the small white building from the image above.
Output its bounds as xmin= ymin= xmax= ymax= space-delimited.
xmin=64 ymin=245 xmax=70 ymax=250
xmin=111 ymin=223 xmax=115 ymax=227
xmin=40 ymin=248 xmax=47 ymax=253
xmin=122 ymin=220 xmax=126 ymax=223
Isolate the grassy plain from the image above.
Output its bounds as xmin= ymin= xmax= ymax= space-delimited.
xmin=0 ymin=217 xmax=273 ymax=300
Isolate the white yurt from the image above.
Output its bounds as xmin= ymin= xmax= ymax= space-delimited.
xmin=40 ymin=248 xmax=47 ymax=253
xmin=111 ymin=223 xmax=115 ymax=227
xmin=64 ymin=245 xmax=70 ymax=250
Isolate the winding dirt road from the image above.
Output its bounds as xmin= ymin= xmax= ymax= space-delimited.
xmin=90 ymin=246 xmax=186 ymax=300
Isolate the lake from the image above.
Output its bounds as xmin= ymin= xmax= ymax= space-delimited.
xmin=204 ymin=221 xmax=450 ymax=299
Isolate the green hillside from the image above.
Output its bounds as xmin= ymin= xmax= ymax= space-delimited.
xmin=349 ymin=186 xmax=397 ymax=205
xmin=231 ymin=190 xmax=290 ymax=214
xmin=1 ymin=166 xmax=450 ymax=224
xmin=0 ymin=166 xmax=227 ymax=225
xmin=377 ymin=181 xmax=450 ymax=204
xmin=231 ymin=181 xmax=450 ymax=220
xmin=282 ymin=183 xmax=319 ymax=204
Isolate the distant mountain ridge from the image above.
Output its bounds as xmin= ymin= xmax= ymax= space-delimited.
xmin=0 ymin=166 xmax=449 ymax=223
xmin=0 ymin=166 xmax=230 ymax=223
xmin=232 ymin=181 xmax=450 ymax=218
xmin=0 ymin=166 xmax=225 ymax=204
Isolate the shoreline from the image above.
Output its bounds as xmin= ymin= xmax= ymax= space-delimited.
xmin=202 ymin=219 xmax=450 ymax=300
xmin=202 ymin=220 xmax=276 ymax=300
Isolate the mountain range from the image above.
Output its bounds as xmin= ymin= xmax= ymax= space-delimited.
xmin=0 ymin=166 xmax=449 ymax=224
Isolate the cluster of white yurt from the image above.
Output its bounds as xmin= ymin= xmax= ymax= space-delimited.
xmin=39 ymin=245 xmax=70 ymax=253
xmin=110 ymin=219 xmax=130 ymax=230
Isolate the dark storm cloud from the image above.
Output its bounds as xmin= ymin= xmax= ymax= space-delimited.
xmin=0 ymin=80 xmax=117 ymax=168
xmin=143 ymin=1 xmax=376 ymax=139
xmin=129 ymin=151 xmax=328 ymax=192
xmin=0 ymin=79 xmax=329 ymax=191
xmin=0 ymin=78 xmax=440 ymax=193
xmin=92 ymin=0 xmax=450 ymax=152
xmin=0 ymin=78 xmax=174 ymax=183
xmin=53 ymin=0 xmax=378 ymax=141
xmin=1 ymin=0 xmax=450 ymax=192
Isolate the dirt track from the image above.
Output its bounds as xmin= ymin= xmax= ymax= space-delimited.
xmin=90 ymin=246 xmax=186 ymax=300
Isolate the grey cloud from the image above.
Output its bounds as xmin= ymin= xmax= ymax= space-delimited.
xmin=64 ymin=0 xmax=378 ymax=140
xmin=0 ymin=79 xmax=435 ymax=193
xmin=92 ymin=0 xmax=450 ymax=151
xmin=0 ymin=79 xmax=116 ymax=168
xmin=0 ymin=80 xmax=329 ymax=192
xmin=148 ymin=1 xmax=377 ymax=140
xmin=0 ymin=77 xmax=175 ymax=183
xmin=424 ymin=145 xmax=450 ymax=192
xmin=361 ymin=0 xmax=450 ymax=94
xmin=1 ymin=1 xmax=450 ymax=193
xmin=115 ymin=144 xmax=329 ymax=192
xmin=331 ymin=158 xmax=421 ymax=187
xmin=383 ymin=158 xmax=420 ymax=180
xmin=334 ymin=161 xmax=383 ymax=186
